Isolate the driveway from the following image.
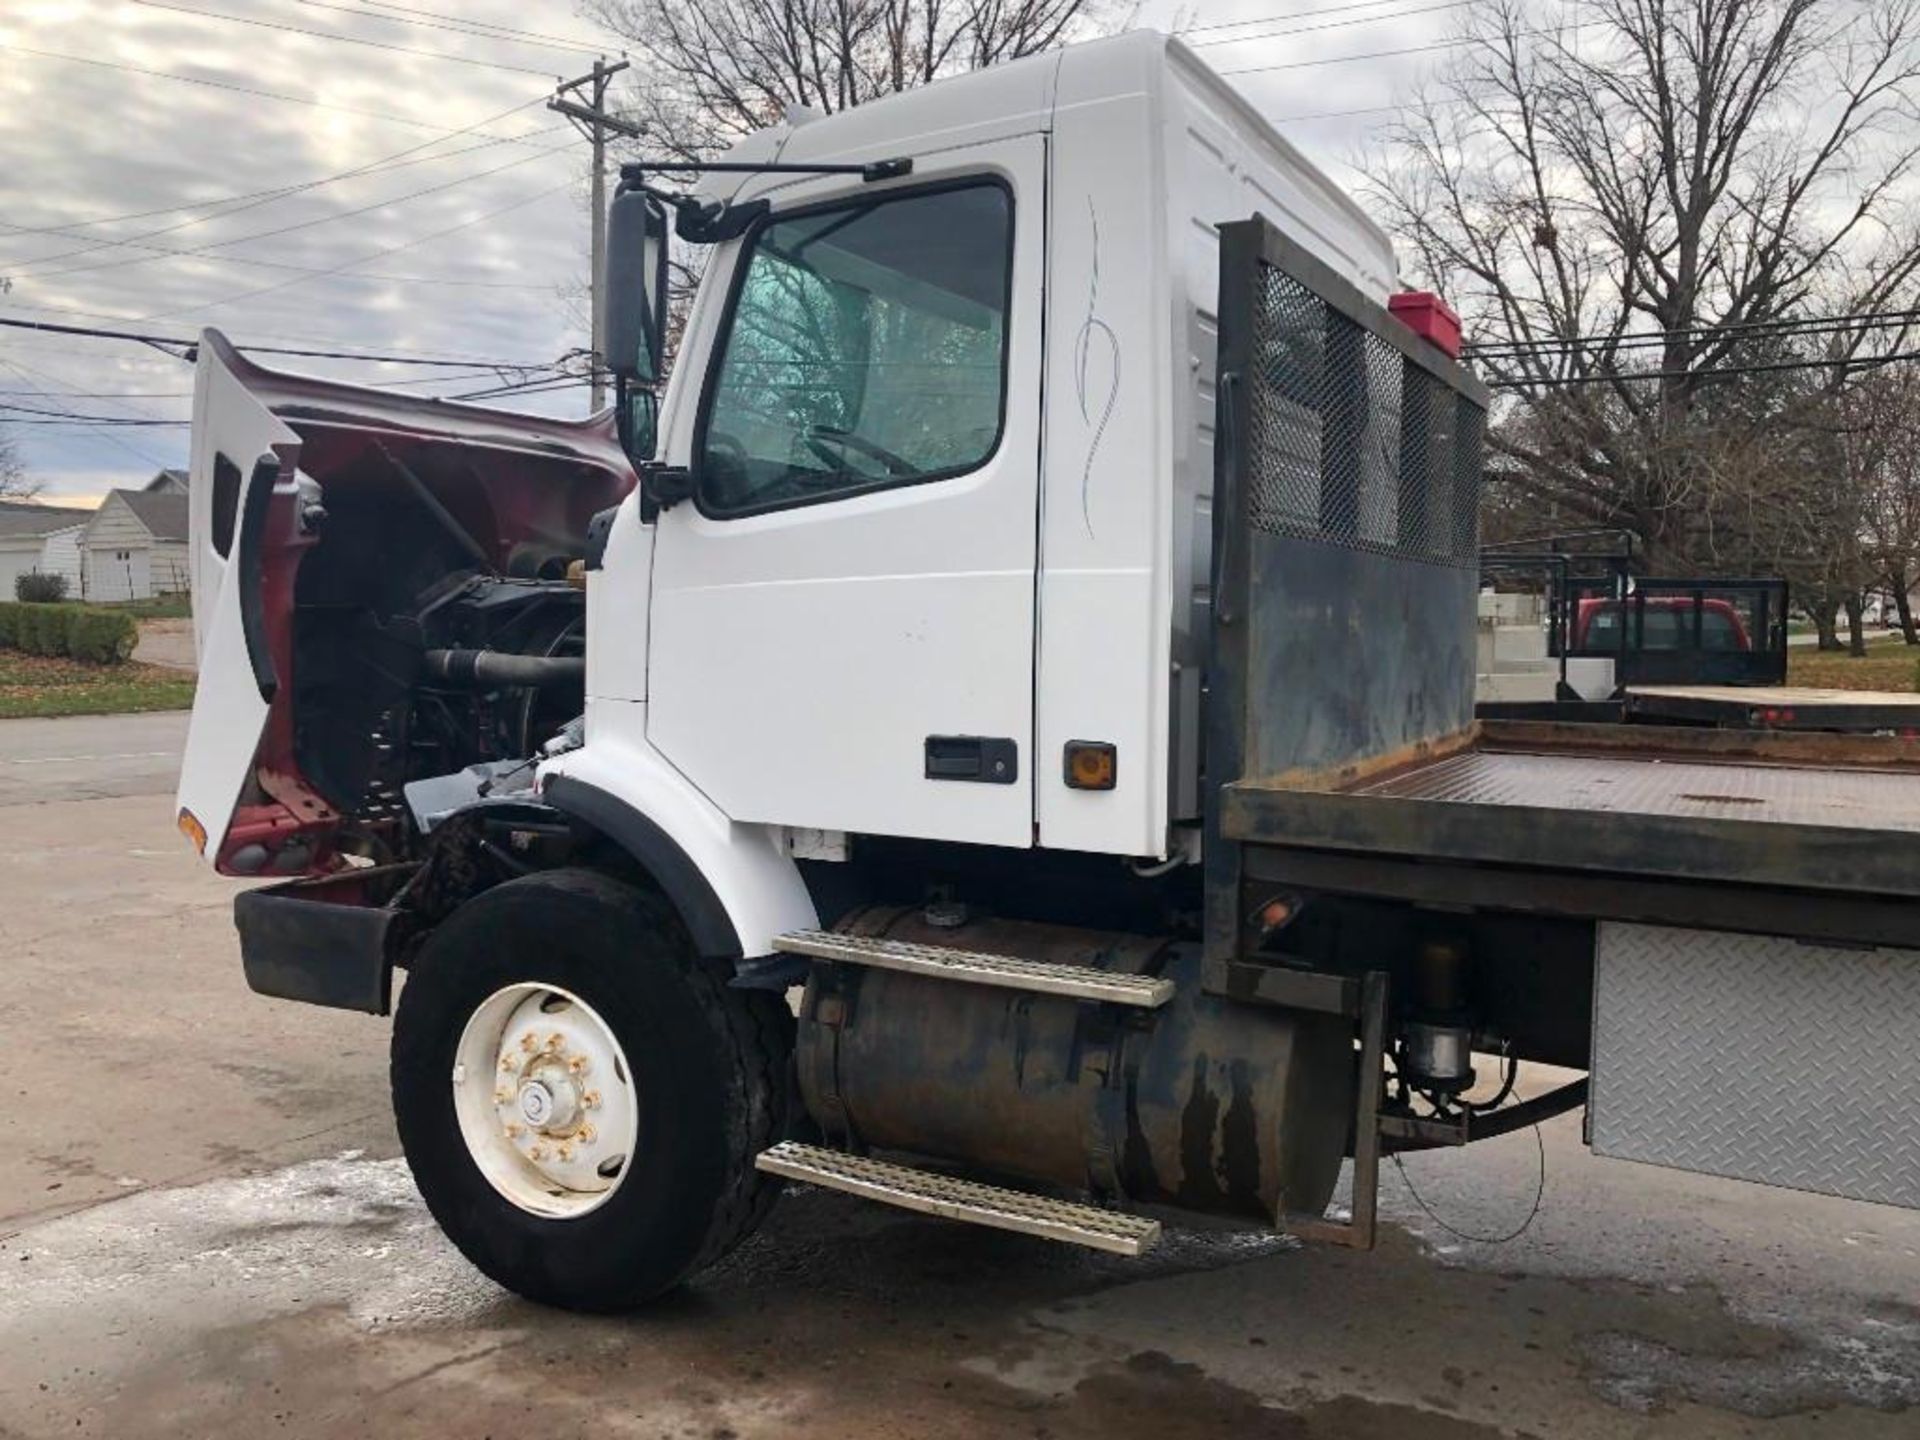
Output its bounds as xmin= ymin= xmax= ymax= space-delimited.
xmin=132 ymin=617 xmax=196 ymax=673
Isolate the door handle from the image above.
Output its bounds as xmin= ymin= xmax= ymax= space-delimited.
xmin=924 ymin=736 xmax=1018 ymax=785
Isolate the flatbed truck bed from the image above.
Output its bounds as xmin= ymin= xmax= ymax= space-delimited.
xmin=1222 ymin=721 xmax=1920 ymax=949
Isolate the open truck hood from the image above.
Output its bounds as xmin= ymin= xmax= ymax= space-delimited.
xmin=175 ymin=329 xmax=634 ymax=875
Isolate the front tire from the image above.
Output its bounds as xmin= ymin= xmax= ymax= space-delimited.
xmin=391 ymin=868 xmax=794 ymax=1311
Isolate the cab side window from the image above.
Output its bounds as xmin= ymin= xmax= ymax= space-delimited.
xmin=697 ymin=182 xmax=1012 ymax=517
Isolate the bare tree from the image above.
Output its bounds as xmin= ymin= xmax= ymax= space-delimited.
xmin=0 ymin=428 xmax=38 ymax=501
xmin=1367 ymin=0 xmax=1920 ymax=570
xmin=583 ymin=0 xmax=1114 ymax=156
xmin=1847 ymin=367 xmax=1920 ymax=640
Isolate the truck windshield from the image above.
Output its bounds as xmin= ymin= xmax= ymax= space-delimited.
xmin=696 ymin=181 xmax=1011 ymax=516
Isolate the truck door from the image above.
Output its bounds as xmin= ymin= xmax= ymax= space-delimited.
xmin=646 ymin=138 xmax=1045 ymax=848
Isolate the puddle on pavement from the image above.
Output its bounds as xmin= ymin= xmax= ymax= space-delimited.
xmin=0 ymin=1152 xmax=1913 ymax=1439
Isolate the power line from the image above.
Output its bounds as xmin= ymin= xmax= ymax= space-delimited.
xmin=1221 ymin=33 xmax=1491 ymax=75
xmin=3 ymin=117 xmax=560 ymax=280
xmin=0 ymin=390 xmax=191 ymax=400
xmin=0 ymin=354 xmax=173 ymax=468
xmin=1 ymin=105 xmax=551 ymax=265
xmin=1467 ymin=308 xmax=1920 ymax=356
xmin=1181 ymin=0 xmax=1441 ymax=34
xmin=0 ymin=401 xmax=187 ymax=424
xmin=126 ymin=0 xmax=559 ymax=76
xmin=293 ymin=0 xmax=613 ymax=56
xmin=132 ymin=177 xmax=576 ymax=322
xmin=0 ymin=315 xmax=555 ymax=370
xmin=450 ymin=375 xmax=597 ymax=401
xmin=0 ymin=417 xmax=188 ymax=427
xmin=16 ymin=142 xmax=573 ymax=285
xmin=1187 ymin=0 xmax=1483 ymax=48
xmin=0 ymin=41 xmax=556 ymax=140
xmin=1486 ymin=346 xmax=1920 ymax=387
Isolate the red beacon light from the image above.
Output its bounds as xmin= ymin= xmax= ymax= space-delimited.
xmin=1389 ymin=291 xmax=1463 ymax=359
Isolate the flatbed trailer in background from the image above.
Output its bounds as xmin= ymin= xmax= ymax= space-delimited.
xmin=1622 ymin=683 xmax=1920 ymax=733
xmin=1480 ymin=684 xmax=1920 ymax=733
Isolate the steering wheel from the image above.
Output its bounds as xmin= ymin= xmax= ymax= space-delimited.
xmin=803 ymin=425 xmax=922 ymax=479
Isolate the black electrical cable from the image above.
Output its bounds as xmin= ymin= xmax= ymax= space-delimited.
xmin=0 ymin=316 xmax=555 ymax=371
xmin=1467 ymin=308 xmax=1920 ymax=358
xmin=1464 ymin=1050 xmax=1520 ymax=1113
xmin=1392 ymin=1124 xmax=1547 ymax=1245
xmin=125 ymin=0 xmax=557 ymax=76
xmin=1484 ymin=346 xmax=1920 ymax=387
xmin=1186 ymin=0 xmax=1482 ymax=49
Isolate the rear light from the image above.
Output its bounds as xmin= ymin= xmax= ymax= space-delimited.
xmin=1389 ymin=291 xmax=1462 ymax=358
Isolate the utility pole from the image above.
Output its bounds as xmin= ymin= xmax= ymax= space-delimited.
xmin=551 ymin=57 xmax=632 ymax=413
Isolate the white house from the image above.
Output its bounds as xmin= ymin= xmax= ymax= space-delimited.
xmin=0 ymin=501 xmax=92 ymax=598
xmin=82 ymin=489 xmax=189 ymax=602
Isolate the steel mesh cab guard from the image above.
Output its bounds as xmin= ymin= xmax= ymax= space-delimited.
xmin=1203 ymin=215 xmax=1492 ymax=968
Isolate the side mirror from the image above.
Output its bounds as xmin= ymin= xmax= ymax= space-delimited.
xmin=624 ymin=388 xmax=658 ymax=462
xmin=604 ymin=189 xmax=669 ymax=383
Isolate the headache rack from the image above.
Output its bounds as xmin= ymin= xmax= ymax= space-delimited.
xmin=1198 ymin=216 xmax=1920 ymax=1245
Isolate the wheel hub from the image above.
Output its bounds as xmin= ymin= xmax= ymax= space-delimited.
xmin=517 ymin=1073 xmax=576 ymax=1131
xmin=451 ymin=983 xmax=638 ymax=1219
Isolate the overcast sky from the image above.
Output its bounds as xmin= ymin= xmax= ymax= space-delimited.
xmin=0 ymin=0 xmax=1458 ymax=503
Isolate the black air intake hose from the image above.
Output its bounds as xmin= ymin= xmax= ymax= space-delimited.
xmin=421 ymin=649 xmax=586 ymax=689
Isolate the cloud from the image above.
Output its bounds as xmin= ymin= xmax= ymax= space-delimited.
xmin=0 ymin=0 xmax=1457 ymax=498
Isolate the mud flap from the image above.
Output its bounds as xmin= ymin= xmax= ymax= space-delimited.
xmin=233 ymin=866 xmax=419 ymax=1015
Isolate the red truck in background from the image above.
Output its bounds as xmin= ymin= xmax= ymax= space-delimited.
xmin=1572 ymin=595 xmax=1754 ymax=653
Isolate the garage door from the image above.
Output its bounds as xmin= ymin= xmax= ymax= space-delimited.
xmin=86 ymin=547 xmax=150 ymax=602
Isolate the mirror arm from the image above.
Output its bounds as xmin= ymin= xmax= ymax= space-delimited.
xmin=639 ymin=461 xmax=694 ymax=519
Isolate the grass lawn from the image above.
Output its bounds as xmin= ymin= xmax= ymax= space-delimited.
xmin=104 ymin=595 xmax=192 ymax=620
xmin=1787 ymin=633 xmax=1920 ymax=692
xmin=0 ymin=650 xmax=196 ymax=719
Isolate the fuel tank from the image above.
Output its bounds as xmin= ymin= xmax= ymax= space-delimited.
xmin=796 ymin=910 xmax=1355 ymax=1225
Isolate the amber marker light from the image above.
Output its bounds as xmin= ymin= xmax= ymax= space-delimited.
xmin=1063 ymin=741 xmax=1117 ymax=791
xmin=177 ymin=807 xmax=208 ymax=854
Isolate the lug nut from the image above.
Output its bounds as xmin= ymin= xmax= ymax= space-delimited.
xmin=530 ymin=1144 xmax=548 ymax=1161
xmin=519 ymin=1032 xmax=537 ymax=1053
xmin=567 ymin=1055 xmax=588 ymax=1075
xmin=578 ymin=1124 xmax=596 ymax=1144
xmin=557 ymin=1145 xmax=574 ymax=1162
xmin=583 ymin=1090 xmax=601 ymax=1109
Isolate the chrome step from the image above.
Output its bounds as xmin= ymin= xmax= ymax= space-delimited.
xmin=755 ymin=1141 xmax=1161 ymax=1256
xmin=773 ymin=929 xmax=1173 ymax=1008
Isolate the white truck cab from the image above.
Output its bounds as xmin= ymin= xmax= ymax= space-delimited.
xmin=181 ymin=31 xmax=1394 ymax=932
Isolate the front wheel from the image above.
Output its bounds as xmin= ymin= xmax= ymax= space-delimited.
xmin=391 ymin=868 xmax=795 ymax=1311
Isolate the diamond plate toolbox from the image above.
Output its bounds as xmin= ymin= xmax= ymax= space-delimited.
xmin=1591 ymin=923 xmax=1920 ymax=1208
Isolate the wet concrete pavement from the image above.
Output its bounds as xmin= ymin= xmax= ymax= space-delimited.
xmin=2 ymin=716 xmax=1916 ymax=1439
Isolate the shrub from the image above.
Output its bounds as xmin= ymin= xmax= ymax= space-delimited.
xmin=66 ymin=608 xmax=137 ymax=664
xmin=19 ymin=604 xmax=62 ymax=656
xmin=0 ymin=601 xmax=138 ymax=664
xmin=14 ymin=572 xmax=68 ymax=603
